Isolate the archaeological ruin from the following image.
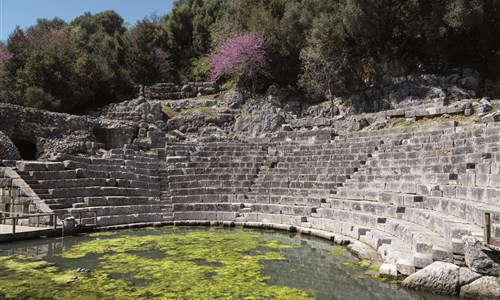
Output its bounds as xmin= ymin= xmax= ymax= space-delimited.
xmin=1 ymin=76 xmax=500 ymax=298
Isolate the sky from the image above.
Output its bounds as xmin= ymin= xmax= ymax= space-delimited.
xmin=0 ymin=0 xmax=175 ymax=41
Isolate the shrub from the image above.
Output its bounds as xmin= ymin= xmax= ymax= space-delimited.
xmin=208 ymin=32 xmax=269 ymax=89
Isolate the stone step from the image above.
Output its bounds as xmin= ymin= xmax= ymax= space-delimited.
xmin=72 ymin=203 xmax=88 ymax=209
xmin=170 ymin=187 xmax=250 ymax=196
xmin=235 ymin=216 xmax=246 ymax=222
xmin=316 ymin=206 xmax=455 ymax=258
xmin=173 ymin=211 xmax=238 ymax=222
xmin=327 ymin=198 xmax=484 ymax=243
xmin=173 ymin=203 xmax=242 ymax=213
xmin=69 ymin=204 xmax=165 ymax=217
xmin=169 ymin=180 xmax=254 ymax=189
xmin=172 ymin=194 xmax=246 ymax=203
xmin=47 ymin=203 xmax=64 ymax=210
xmin=78 ymin=213 xmax=163 ymax=227
xmin=85 ymin=196 xmax=159 ymax=207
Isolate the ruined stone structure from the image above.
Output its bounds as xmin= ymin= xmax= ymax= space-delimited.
xmin=1 ymin=73 xmax=499 ymax=296
xmin=1 ymin=119 xmax=499 ymax=296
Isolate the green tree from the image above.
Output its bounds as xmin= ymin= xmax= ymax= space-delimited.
xmin=125 ymin=18 xmax=171 ymax=95
xmin=69 ymin=11 xmax=133 ymax=108
xmin=163 ymin=0 xmax=230 ymax=81
xmin=11 ymin=19 xmax=76 ymax=111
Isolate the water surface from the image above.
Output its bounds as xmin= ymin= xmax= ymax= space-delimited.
xmin=0 ymin=226 xmax=457 ymax=300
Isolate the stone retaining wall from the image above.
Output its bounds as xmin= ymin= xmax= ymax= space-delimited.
xmin=143 ymin=82 xmax=218 ymax=100
xmin=0 ymin=167 xmax=51 ymax=226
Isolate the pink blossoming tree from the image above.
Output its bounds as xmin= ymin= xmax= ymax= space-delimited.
xmin=208 ymin=32 xmax=269 ymax=88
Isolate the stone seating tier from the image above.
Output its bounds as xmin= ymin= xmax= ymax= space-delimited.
xmin=15 ymin=150 xmax=165 ymax=227
xmin=12 ymin=123 xmax=500 ymax=279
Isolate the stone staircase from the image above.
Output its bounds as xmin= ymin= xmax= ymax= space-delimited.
xmin=158 ymin=148 xmax=174 ymax=223
xmin=239 ymin=145 xmax=277 ymax=222
xmin=13 ymin=149 xmax=163 ymax=227
xmin=166 ymin=142 xmax=268 ymax=224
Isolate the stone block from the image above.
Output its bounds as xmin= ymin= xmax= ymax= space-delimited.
xmin=45 ymin=162 xmax=65 ymax=171
xmin=259 ymin=213 xmax=282 ymax=224
xmin=379 ymin=263 xmax=398 ymax=279
xmin=396 ymin=258 xmax=416 ymax=276
xmin=16 ymin=161 xmax=47 ymax=171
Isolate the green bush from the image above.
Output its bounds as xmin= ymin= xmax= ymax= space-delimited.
xmin=221 ymin=79 xmax=237 ymax=90
xmin=22 ymin=86 xmax=61 ymax=111
xmin=190 ymin=57 xmax=210 ymax=82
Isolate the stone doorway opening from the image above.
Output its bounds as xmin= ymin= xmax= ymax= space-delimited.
xmin=11 ymin=139 xmax=37 ymax=160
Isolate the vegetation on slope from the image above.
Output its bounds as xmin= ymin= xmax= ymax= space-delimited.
xmin=0 ymin=0 xmax=499 ymax=113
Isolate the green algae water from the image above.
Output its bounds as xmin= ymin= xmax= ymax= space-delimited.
xmin=0 ymin=227 xmax=456 ymax=300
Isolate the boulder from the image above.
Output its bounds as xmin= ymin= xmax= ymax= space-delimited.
xmin=460 ymin=276 xmax=500 ymax=299
xmin=171 ymin=130 xmax=186 ymax=141
xmin=223 ymin=90 xmax=244 ymax=109
xmin=233 ymin=101 xmax=284 ymax=137
xmin=459 ymin=267 xmax=482 ymax=286
xmin=463 ymin=236 xmax=500 ymax=276
xmin=402 ymin=261 xmax=460 ymax=295
xmin=181 ymin=84 xmax=193 ymax=98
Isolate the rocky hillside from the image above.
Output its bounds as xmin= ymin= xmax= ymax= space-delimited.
xmin=0 ymin=71 xmax=498 ymax=161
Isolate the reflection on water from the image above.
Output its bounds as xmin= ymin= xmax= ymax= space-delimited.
xmin=0 ymin=227 xmax=457 ymax=300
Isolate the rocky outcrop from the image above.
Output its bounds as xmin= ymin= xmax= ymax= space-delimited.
xmin=0 ymin=103 xmax=137 ymax=159
xmin=233 ymin=96 xmax=285 ymax=138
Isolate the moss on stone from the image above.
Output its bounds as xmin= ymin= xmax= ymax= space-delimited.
xmin=86 ymin=231 xmax=118 ymax=238
xmin=328 ymin=246 xmax=348 ymax=257
xmin=343 ymin=259 xmax=380 ymax=272
xmin=0 ymin=229 xmax=313 ymax=300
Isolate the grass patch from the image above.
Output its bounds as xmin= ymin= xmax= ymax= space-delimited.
xmin=162 ymin=105 xmax=217 ymax=119
xmin=181 ymin=106 xmax=217 ymax=117
xmin=86 ymin=231 xmax=117 ymax=238
xmin=390 ymin=112 xmax=476 ymax=129
xmin=161 ymin=105 xmax=179 ymax=118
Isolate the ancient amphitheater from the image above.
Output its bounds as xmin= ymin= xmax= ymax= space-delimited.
xmin=1 ymin=87 xmax=500 ymax=297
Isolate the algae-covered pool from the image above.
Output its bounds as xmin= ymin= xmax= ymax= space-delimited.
xmin=0 ymin=226 xmax=456 ymax=300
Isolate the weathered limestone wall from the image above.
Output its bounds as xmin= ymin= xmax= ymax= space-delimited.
xmin=0 ymin=167 xmax=51 ymax=225
xmin=0 ymin=131 xmax=21 ymax=160
xmin=143 ymin=82 xmax=218 ymax=100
